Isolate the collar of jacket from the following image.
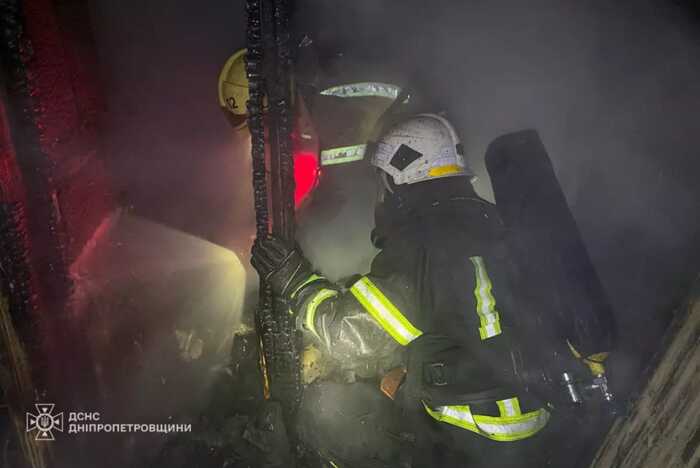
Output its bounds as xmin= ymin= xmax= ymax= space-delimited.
xmin=372 ymin=195 xmax=503 ymax=248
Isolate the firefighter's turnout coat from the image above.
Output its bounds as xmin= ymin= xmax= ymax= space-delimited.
xmin=292 ymin=186 xmax=550 ymax=443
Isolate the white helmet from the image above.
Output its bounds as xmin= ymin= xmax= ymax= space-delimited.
xmin=370 ymin=113 xmax=474 ymax=186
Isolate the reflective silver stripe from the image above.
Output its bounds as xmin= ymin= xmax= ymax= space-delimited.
xmin=497 ymin=397 xmax=521 ymax=417
xmin=320 ymin=82 xmax=401 ymax=99
xmin=320 ymin=144 xmax=367 ymax=166
xmin=424 ymin=401 xmax=549 ymax=442
xmin=432 ymin=405 xmax=476 ymax=427
xmin=350 ymin=277 xmax=422 ymax=346
xmin=305 ymin=289 xmax=338 ymax=339
xmin=472 ymin=410 xmax=550 ymax=441
xmin=469 ymin=256 xmax=502 ymax=340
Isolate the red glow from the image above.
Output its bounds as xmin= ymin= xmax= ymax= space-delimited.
xmin=293 ymin=152 xmax=319 ymax=207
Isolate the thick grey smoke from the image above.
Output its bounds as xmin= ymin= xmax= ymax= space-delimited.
xmin=297 ymin=159 xmax=379 ymax=282
xmin=300 ymin=0 xmax=700 ymax=393
xmin=89 ymin=0 xmax=254 ymax=256
xmin=78 ymin=2 xmax=255 ymax=465
xmin=78 ymin=1 xmax=699 ymax=465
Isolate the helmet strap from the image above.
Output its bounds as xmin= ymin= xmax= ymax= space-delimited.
xmin=381 ymin=171 xmax=395 ymax=195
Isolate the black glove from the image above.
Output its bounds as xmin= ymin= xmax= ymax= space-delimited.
xmin=251 ymin=235 xmax=314 ymax=299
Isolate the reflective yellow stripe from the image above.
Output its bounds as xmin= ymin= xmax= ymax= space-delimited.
xmin=320 ymin=82 xmax=401 ymax=99
xmin=424 ymin=400 xmax=549 ymax=442
xmin=469 ymin=256 xmax=502 ymax=340
xmin=423 ymin=402 xmax=480 ymax=432
xmin=428 ymin=164 xmax=464 ymax=177
xmin=473 ymin=409 xmax=549 ymax=441
xmin=305 ymin=289 xmax=338 ymax=339
xmin=497 ymin=397 xmax=522 ymax=417
xmin=350 ymin=277 xmax=423 ymax=346
xmin=291 ymin=273 xmax=324 ymax=299
xmin=320 ymin=144 xmax=367 ymax=166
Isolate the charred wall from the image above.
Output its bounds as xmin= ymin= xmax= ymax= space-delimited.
xmin=0 ymin=0 xmax=113 ymax=425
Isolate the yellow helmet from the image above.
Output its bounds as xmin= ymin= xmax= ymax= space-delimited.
xmin=218 ymin=49 xmax=250 ymax=130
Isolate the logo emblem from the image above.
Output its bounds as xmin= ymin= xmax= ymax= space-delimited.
xmin=26 ymin=404 xmax=64 ymax=441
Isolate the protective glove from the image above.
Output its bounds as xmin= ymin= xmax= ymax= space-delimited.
xmin=250 ymin=235 xmax=314 ymax=299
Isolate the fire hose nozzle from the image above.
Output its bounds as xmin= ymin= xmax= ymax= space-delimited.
xmin=561 ymin=371 xmax=616 ymax=408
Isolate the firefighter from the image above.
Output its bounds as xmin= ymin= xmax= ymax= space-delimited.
xmin=251 ymin=114 xmax=604 ymax=466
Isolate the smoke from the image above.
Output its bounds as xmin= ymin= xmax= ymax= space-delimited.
xmin=299 ymin=0 xmax=700 ymax=392
xmin=68 ymin=209 xmax=247 ymax=466
xmin=68 ymin=3 xmax=261 ymax=464
xmin=296 ymin=158 xmax=379 ymax=281
xmin=88 ymin=0 xmax=254 ymax=255
xmin=69 ymin=209 xmax=248 ymax=366
xmin=74 ymin=0 xmax=699 ymax=464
